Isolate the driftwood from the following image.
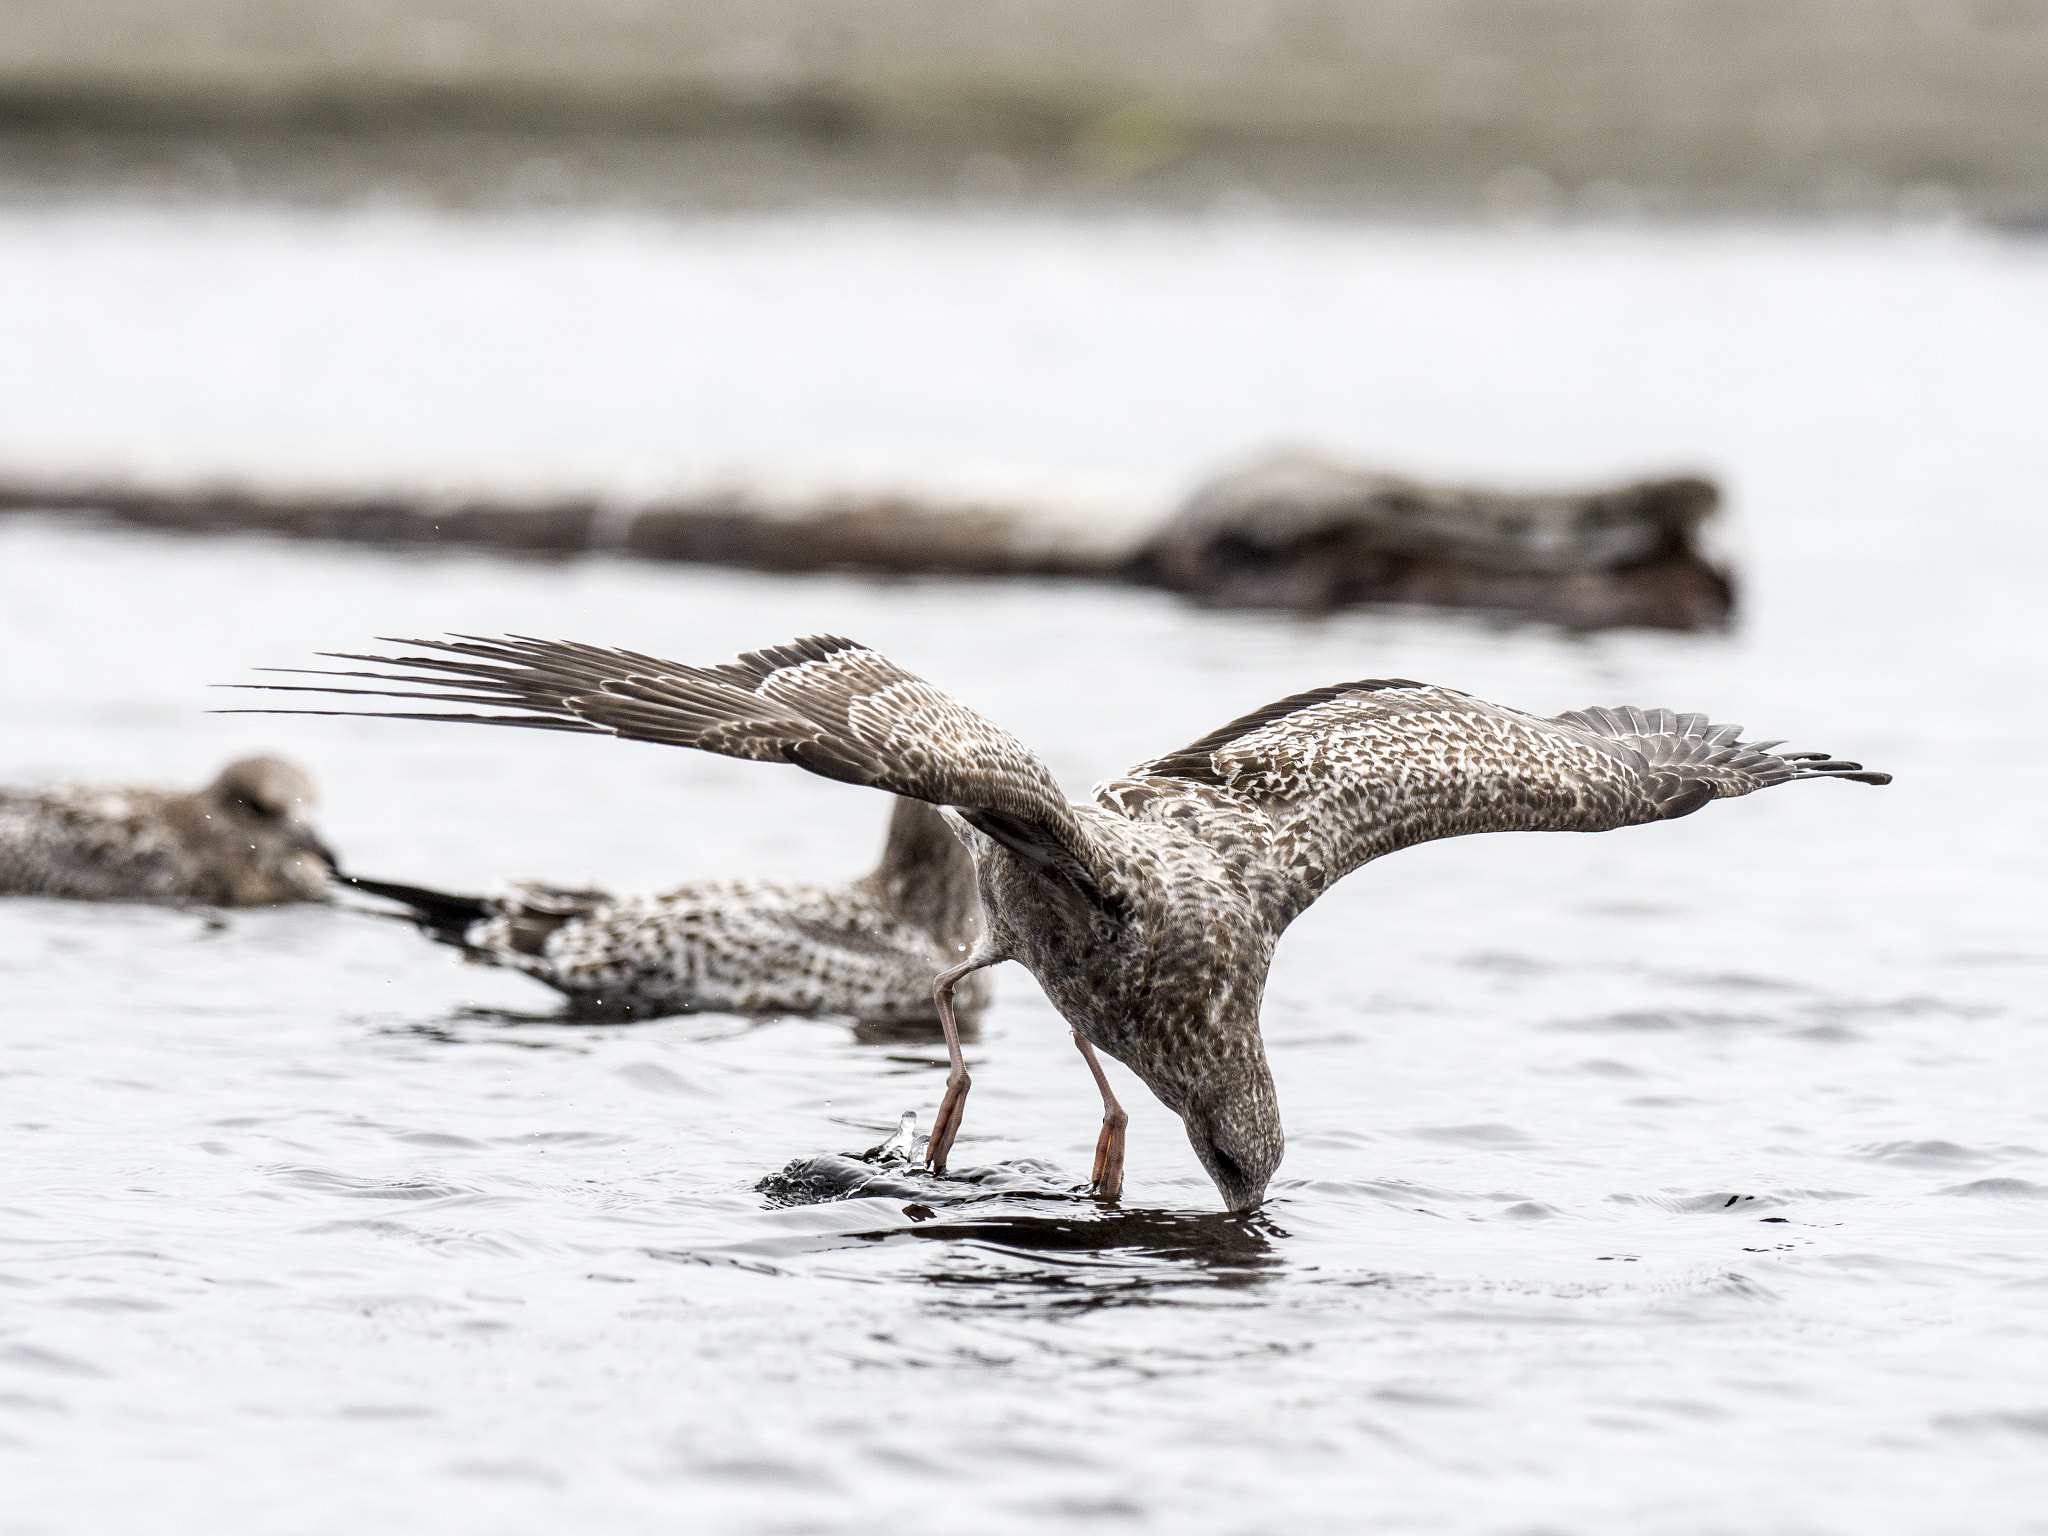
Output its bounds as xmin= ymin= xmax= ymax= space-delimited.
xmin=0 ymin=451 xmax=1732 ymax=631
xmin=0 ymin=478 xmax=1116 ymax=576
xmin=1125 ymin=452 xmax=1730 ymax=631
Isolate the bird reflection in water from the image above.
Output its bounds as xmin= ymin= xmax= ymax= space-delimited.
xmin=759 ymin=1115 xmax=1283 ymax=1300
xmin=867 ymin=1205 xmax=1285 ymax=1310
xmin=376 ymin=1004 xmax=942 ymax=1050
xmin=851 ymin=1014 xmax=978 ymax=1047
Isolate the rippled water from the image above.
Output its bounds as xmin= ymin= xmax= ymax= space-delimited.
xmin=3 ymin=209 xmax=2047 ymax=1534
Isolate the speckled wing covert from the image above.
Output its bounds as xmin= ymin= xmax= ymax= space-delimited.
xmin=242 ymin=634 xmax=1108 ymax=897
xmin=1107 ymin=682 xmax=1891 ymax=930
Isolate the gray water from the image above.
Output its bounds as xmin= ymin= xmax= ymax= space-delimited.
xmin=2 ymin=208 xmax=2046 ymax=1535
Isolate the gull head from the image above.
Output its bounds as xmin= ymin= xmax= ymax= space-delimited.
xmin=202 ymin=755 xmax=337 ymax=898
xmin=1180 ymin=1072 xmax=1285 ymax=1212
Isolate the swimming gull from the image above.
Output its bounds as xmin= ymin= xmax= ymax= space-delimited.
xmin=0 ymin=755 xmax=334 ymax=906
xmin=342 ymin=795 xmax=987 ymax=1022
xmin=236 ymin=636 xmax=1889 ymax=1209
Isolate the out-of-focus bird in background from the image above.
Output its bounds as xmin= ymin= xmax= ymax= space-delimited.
xmin=0 ymin=755 xmax=333 ymax=906
xmin=342 ymin=795 xmax=988 ymax=1024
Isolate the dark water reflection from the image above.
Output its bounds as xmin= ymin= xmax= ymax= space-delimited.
xmin=382 ymin=997 xmax=970 ymax=1048
xmin=747 ymin=1153 xmax=1288 ymax=1310
xmin=871 ymin=1205 xmax=1285 ymax=1296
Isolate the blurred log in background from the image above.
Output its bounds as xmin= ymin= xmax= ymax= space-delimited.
xmin=0 ymin=451 xmax=1733 ymax=632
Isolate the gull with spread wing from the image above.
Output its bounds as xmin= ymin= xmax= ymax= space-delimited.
xmin=234 ymin=635 xmax=1888 ymax=1210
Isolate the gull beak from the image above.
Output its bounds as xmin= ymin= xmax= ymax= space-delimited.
xmin=293 ymin=827 xmax=340 ymax=874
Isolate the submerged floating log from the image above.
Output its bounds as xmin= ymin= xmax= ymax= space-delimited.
xmin=1123 ymin=451 xmax=1731 ymax=632
xmin=0 ymin=451 xmax=1731 ymax=631
xmin=0 ymin=473 xmax=1127 ymax=576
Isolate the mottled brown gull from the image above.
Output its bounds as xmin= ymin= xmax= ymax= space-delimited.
xmin=343 ymin=796 xmax=987 ymax=1023
xmin=0 ymin=755 xmax=334 ymax=906
xmin=236 ymin=636 xmax=1889 ymax=1209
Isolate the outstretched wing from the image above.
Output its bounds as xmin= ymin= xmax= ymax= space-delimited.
xmin=1544 ymin=704 xmax=1888 ymax=805
xmin=231 ymin=634 xmax=1107 ymax=899
xmin=1096 ymin=680 xmax=1888 ymax=931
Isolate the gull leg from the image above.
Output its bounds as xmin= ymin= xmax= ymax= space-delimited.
xmin=1072 ymin=1032 xmax=1128 ymax=1203
xmin=924 ymin=957 xmax=982 ymax=1176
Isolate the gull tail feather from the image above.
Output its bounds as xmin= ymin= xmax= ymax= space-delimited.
xmin=341 ymin=874 xmax=494 ymax=947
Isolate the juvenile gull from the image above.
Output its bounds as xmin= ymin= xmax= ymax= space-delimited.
xmin=0 ymin=755 xmax=334 ymax=906
xmin=239 ymin=636 xmax=1889 ymax=1209
xmin=344 ymin=796 xmax=987 ymax=1023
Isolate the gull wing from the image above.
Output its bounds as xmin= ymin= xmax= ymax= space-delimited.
xmin=231 ymin=633 xmax=1109 ymax=902
xmin=1098 ymin=680 xmax=1888 ymax=931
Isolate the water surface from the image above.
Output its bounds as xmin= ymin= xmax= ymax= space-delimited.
xmin=2 ymin=208 xmax=2045 ymax=1535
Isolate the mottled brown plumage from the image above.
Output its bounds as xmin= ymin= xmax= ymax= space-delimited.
xmin=344 ymin=797 xmax=987 ymax=1022
xmin=0 ymin=756 xmax=334 ymax=906
xmin=237 ymin=635 xmax=1889 ymax=1209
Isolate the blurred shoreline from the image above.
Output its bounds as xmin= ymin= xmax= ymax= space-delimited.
xmin=3 ymin=2 xmax=2046 ymax=223
xmin=0 ymin=126 xmax=2035 ymax=227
